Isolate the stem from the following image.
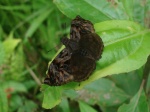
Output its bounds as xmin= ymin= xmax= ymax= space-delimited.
xmin=143 ymin=55 xmax=150 ymax=93
xmin=25 ymin=64 xmax=42 ymax=86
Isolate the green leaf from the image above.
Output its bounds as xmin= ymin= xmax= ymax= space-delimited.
xmin=77 ymin=20 xmax=150 ymax=88
xmin=118 ymin=89 xmax=149 ymax=112
xmin=120 ymin=0 xmax=134 ymax=20
xmin=64 ymin=78 xmax=129 ymax=106
xmin=132 ymin=0 xmax=147 ymax=26
xmin=84 ymin=78 xmax=130 ymax=106
xmin=0 ymin=87 xmax=8 ymax=112
xmin=62 ymin=78 xmax=129 ymax=108
xmin=41 ymin=84 xmax=62 ymax=109
xmin=79 ymin=101 xmax=97 ymax=112
xmin=63 ymin=89 xmax=79 ymax=100
xmin=110 ymin=71 xmax=142 ymax=96
xmin=54 ymin=0 xmax=128 ymax=23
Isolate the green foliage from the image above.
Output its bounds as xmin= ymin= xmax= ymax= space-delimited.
xmin=78 ymin=20 xmax=150 ymax=88
xmin=25 ymin=7 xmax=53 ymax=38
xmin=0 ymin=0 xmax=150 ymax=112
xmin=0 ymin=42 xmax=5 ymax=65
xmin=41 ymin=0 xmax=150 ymax=111
xmin=42 ymin=85 xmax=62 ymax=109
xmin=2 ymin=33 xmax=21 ymax=59
xmin=79 ymin=101 xmax=97 ymax=112
xmin=118 ymin=88 xmax=149 ymax=112
xmin=0 ymin=0 xmax=70 ymax=111
xmin=0 ymin=86 xmax=8 ymax=112
xmin=54 ymin=0 xmax=127 ymax=22
xmin=59 ymin=98 xmax=70 ymax=112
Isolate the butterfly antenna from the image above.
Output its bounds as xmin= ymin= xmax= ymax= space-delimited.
xmin=47 ymin=44 xmax=61 ymax=53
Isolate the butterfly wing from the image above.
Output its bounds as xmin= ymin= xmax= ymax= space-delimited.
xmin=69 ymin=51 xmax=96 ymax=81
xmin=79 ymin=33 xmax=104 ymax=60
xmin=44 ymin=48 xmax=74 ymax=86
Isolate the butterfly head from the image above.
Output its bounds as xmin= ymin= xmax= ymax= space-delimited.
xmin=71 ymin=15 xmax=95 ymax=34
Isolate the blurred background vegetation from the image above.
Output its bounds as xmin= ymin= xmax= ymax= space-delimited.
xmin=0 ymin=0 xmax=71 ymax=112
xmin=0 ymin=0 xmax=150 ymax=112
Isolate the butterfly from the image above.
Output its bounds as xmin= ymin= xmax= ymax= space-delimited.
xmin=44 ymin=15 xmax=104 ymax=86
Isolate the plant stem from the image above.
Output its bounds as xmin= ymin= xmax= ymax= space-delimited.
xmin=143 ymin=55 xmax=150 ymax=93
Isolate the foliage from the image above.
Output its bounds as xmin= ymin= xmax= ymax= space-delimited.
xmin=0 ymin=0 xmax=150 ymax=112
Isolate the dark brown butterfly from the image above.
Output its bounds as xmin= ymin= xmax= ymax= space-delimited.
xmin=60 ymin=33 xmax=103 ymax=82
xmin=44 ymin=48 xmax=74 ymax=86
xmin=44 ymin=48 xmax=96 ymax=86
xmin=44 ymin=15 xmax=104 ymax=86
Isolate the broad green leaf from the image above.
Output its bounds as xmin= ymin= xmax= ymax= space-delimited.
xmin=54 ymin=0 xmax=128 ymax=23
xmin=63 ymin=89 xmax=79 ymax=100
xmin=41 ymin=84 xmax=62 ymax=109
xmin=0 ymin=87 xmax=8 ymax=112
xmin=64 ymin=78 xmax=129 ymax=107
xmin=78 ymin=20 xmax=150 ymax=89
xmin=95 ymin=20 xmax=143 ymax=43
xmin=79 ymin=101 xmax=97 ymax=112
xmin=118 ymin=89 xmax=149 ymax=112
xmin=83 ymin=78 xmax=129 ymax=106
